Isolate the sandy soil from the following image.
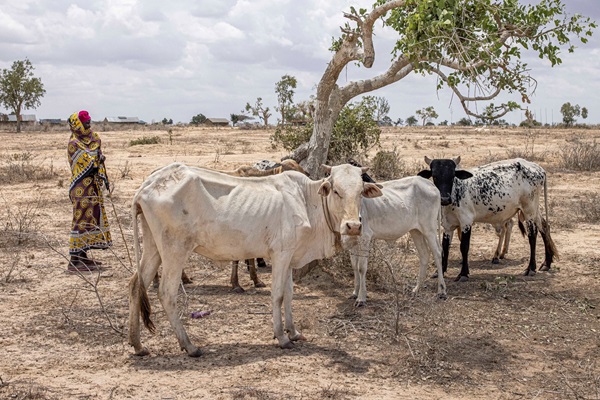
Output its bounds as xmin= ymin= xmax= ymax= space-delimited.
xmin=0 ymin=125 xmax=599 ymax=399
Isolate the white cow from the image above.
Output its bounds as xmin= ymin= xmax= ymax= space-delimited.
xmin=343 ymin=176 xmax=447 ymax=307
xmin=128 ymin=163 xmax=382 ymax=356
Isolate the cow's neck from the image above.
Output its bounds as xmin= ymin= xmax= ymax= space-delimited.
xmin=303 ymin=180 xmax=340 ymax=260
xmin=321 ymin=195 xmax=343 ymax=251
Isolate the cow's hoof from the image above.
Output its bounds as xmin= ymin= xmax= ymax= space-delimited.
xmin=349 ymin=294 xmax=358 ymax=299
xmin=539 ymin=264 xmax=550 ymax=272
xmin=187 ymin=348 xmax=203 ymax=358
xmin=431 ymin=272 xmax=439 ymax=279
xmin=354 ymin=300 xmax=367 ymax=308
xmin=134 ymin=348 xmax=150 ymax=357
xmin=437 ymin=293 xmax=448 ymax=300
xmin=455 ymin=275 xmax=468 ymax=282
xmin=181 ymin=277 xmax=193 ymax=285
xmin=255 ymin=282 xmax=266 ymax=288
xmin=523 ymin=269 xmax=536 ymax=276
xmin=492 ymin=258 xmax=500 ymax=265
xmin=289 ymin=333 xmax=306 ymax=342
xmin=280 ymin=341 xmax=295 ymax=349
xmin=231 ymin=286 xmax=245 ymax=293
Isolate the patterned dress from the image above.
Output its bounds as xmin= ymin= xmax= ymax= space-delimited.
xmin=67 ymin=113 xmax=112 ymax=256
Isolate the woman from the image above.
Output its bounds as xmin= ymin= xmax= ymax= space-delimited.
xmin=67 ymin=110 xmax=112 ymax=272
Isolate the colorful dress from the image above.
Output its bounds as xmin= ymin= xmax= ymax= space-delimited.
xmin=67 ymin=113 xmax=112 ymax=256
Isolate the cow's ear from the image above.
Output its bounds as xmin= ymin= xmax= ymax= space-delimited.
xmin=320 ymin=164 xmax=332 ymax=175
xmin=417 ymin=170 xmax=432 ymax=179
xmin=318 ymin=180 xmax=332 ymax=197
xmin=455 ymin=170 xmax=473 ymax=180
xmin=424 ymin=156 xmax=433 ymax=166
xmin=362 ymin=182 xmax=383 ymax=198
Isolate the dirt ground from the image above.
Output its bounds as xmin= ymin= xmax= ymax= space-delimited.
xmin=0 ymin=125 xmax=599 ymax=400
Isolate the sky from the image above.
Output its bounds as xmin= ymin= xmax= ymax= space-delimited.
xmin=0 ymin=0 xmax=599 ymax=125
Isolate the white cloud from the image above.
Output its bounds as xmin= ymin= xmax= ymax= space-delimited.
xmin=0 ymin=0 xmax=597 ymax=125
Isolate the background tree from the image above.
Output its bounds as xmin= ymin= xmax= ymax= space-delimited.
xmin=272 ymin=97 xmax=380 ymax=163
xmin=286 ymin=1 xmax=595 ymax=177
xmin=275 ymin=75 xmax=297 ymax=126
xmin=0 ymin=59 xmax=45 ymax=133
xmin=190 ymin=113 xmax=207 ymax=125
xmin=405 ymin=115 xmax=417 ymax=126
xmin=457 ymin=117 xmax=472 ymax=126
xmin=394 ymin=117 xmax=404 ymax=126
xmin=372 ymin=96 xmax=390 ymax=122
xmin=245 ymin=97 xmax=271 ymax=127
xmin=415 ymin=106 xmax=438 ymax=126
xmin=581 ymin=107 xmax=588 ymax=121
xmin=230 ymin=113 xmax=251 ymax=127
xmin=560 ymin=102 xmax=581 ymax=126
xmin=162 ymin=118 xmax=173 ymax=125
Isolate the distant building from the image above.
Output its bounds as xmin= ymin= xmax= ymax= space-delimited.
xmin=0 ymin=114 xmax=37 ymax=126
xmin=39 ymin=118 xmax=65 ymax=125
xmin=104 ymin=116 xmax=142 ymax=124
xmin=206 ymin=118 xmax=230 ymax=127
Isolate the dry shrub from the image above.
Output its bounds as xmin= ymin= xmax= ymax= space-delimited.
xmin=576 ymin=192 xmax=600 ymax=223
xmin=505 ymin=133 xmax=548 ymax=162
xmin=560 ymin=139 xmax=600 ymax=171
xmin=371 ymin=149 xmax=422 ymax=181
xmin=0 ymin=193 xmax=43 ymax=247
xmin=0 ymin=152 xmax=58 ymax=184
xmin=129 ymin=136 xmax=160 ymax=146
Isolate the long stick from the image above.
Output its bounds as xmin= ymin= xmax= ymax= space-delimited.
xmin=106 ymin=192 xmax=134 ymax=271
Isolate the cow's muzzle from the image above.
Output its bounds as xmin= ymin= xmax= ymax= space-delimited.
xmin=342 ymin=220 xmax=362 ymax=236
xmin=441 ymin=196 xmax=452 ymax=206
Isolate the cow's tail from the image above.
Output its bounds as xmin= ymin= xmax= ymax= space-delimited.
xmin=131 ymin=198 xmax=156 ymax=334
xmin=540 ymin=175 xmax=559 ymax=260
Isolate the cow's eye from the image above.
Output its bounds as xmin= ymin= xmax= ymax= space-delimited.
xmin=333 ymin=189 xmax=341 ymax=197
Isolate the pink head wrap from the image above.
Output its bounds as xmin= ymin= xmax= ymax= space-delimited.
xmin=78 ymin=110 xmax=91 ymax=123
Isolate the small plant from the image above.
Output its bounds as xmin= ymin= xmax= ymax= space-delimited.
xmin=576 ymin=192 xmax=600 ymax=223
xmin=0 ymin=152 xmax=57 ymax=184
xmin=0 ymin=193 xmax=43 ymax=246
xmin=129 ymin=136 xmax=160 ymax=146
xmin=560 ymin=139 xmax=600 ymax=171
xmin=118 ymin=160 xmax=132 ymax=179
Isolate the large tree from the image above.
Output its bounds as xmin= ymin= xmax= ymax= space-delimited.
xmin=288 ymin=0 xmax=595 ymax=177
xmin=0 ymin=59 xmax=45 ymax=133
xmin=244 ymin=97 xmax=271 ymax=127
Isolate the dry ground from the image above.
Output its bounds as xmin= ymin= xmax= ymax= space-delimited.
xmin=0 ymin=125 xmax=599 ymax=399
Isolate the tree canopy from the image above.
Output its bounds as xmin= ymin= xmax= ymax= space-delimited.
xmin=290 ymin=0 xmax=596 ymax=177
xmin=0 ymin=59 xmax=45 ymax=133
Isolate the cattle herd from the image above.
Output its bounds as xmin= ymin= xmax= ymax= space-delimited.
xmin=128 ymin=156 xmax=556 ymax=357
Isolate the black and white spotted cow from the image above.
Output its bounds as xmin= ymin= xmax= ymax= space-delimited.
xmin=418 ymin=156 xmax=558 ymax=281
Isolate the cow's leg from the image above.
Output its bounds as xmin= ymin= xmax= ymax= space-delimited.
xmin=457 ymin=225 xmax=471 ymax=282
xmin=410 ymin=231 xmax=430 ymax=295
xmin=492 ymin=224 xmax=504 ymax=264
xmin=284 ymin=269 xmax=305 ymax=343
xmin=181 ymin=270 xmax=193 ymax=284
xmin=230 ymin=261 xmax=244 ymax=292
xmin=129 ymin=230 xmax=161 ymax=356
xmin=435 ymin=230 xmax=453 ymax=278
xmin=539 ymin=218 xmax=556 ymax=272
xmin=270 ymin=255 xmax=295 ymax=349
xmin=350 ymin=238 xmax=370 ymax=307
xmin=419 ymin=229 xmax=447 ymax=299
xmin=159 ymin=248 xmax=201 ymax=357
xmin=523 ymin=220 xmax=538 ymax=276
xmin=248 ymin=259 xmax=266 ymax=288
xmin=500 ymin=218 xmax=514 ymax=260
xmin=256 ymin=258 xmax=268 ymax=268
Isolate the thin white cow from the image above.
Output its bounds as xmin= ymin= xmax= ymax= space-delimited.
xmin=128 ymin=163 xmax=382 ymax=356
xmin=343 ymin=176 xmax=447 ymax=306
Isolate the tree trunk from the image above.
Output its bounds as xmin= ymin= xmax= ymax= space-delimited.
xmin=304 ymin=104 xmax=336 ymax=178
